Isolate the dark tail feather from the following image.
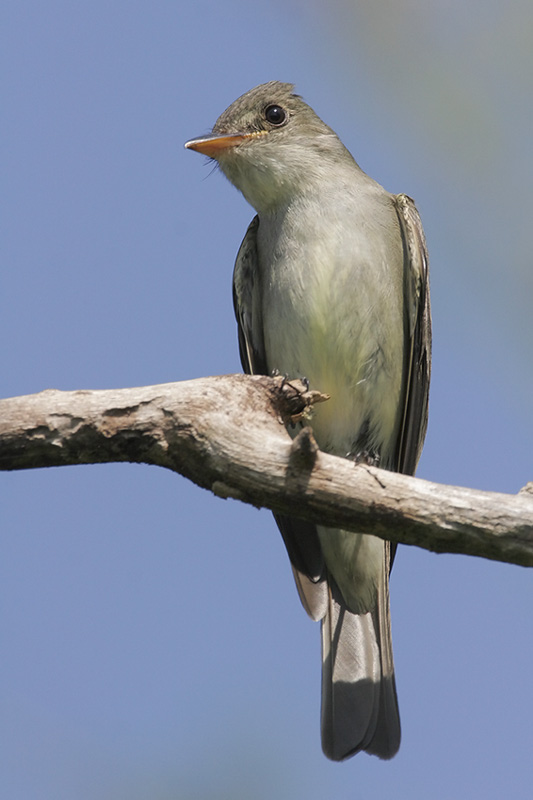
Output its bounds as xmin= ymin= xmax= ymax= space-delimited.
xmin=320 ymin=566 xmax=400 ymax=760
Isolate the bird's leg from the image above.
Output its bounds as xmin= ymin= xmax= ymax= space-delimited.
xmin=347 ymin=419 xmax=381 ymax=466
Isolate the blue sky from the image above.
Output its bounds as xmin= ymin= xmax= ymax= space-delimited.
xmin=2 ymin=2 xmax=533 ymax=798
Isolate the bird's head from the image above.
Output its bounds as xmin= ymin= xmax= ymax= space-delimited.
xmin=185 ymin=81 xmax=352 ymax=212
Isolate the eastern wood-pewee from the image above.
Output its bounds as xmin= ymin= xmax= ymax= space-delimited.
xmin=185 ymin=81 xmax=431 ymax=761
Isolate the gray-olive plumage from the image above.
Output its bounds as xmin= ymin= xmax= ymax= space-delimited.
xmin=185 ymin=81 xmax=431 ymax=760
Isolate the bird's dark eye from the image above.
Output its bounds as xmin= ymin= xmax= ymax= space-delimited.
xmin=264 ymin=105 xmax=287 ymax=126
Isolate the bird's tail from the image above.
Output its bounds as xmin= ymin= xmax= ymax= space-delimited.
xmin=320 ymin=554 xmax=400 ymax=760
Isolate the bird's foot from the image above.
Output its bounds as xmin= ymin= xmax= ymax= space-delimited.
xmin=350 ymin=449 xmax=381 ymax=467
xmin=274 ymin=375 xmax=329 ymax=426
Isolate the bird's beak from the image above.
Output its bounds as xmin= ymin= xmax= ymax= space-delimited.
xmin=184 ymin=131 xmax=267 ymax=158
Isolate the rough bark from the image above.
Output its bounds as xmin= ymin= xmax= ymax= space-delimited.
xmin=1 ymin=374 xmax=532 ymax=566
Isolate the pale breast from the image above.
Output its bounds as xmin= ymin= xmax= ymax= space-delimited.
xmin=257 ymin=188 xmax=406 ymax=460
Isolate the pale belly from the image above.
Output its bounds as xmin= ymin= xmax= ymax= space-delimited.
xmin=261 ymin=255 xmax=404 ymax=461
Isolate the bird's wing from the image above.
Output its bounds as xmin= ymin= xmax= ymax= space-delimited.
xmin=232 ymin=216 xmax=268 ymax=375
xmin=393 ymin=194 xmax=432 ymax=477
xmin=233 ymin=216 xmax=327 ymax=617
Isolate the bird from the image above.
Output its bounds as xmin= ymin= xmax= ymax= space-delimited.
xmin=185 ymin=81 xmax=431 ymax=761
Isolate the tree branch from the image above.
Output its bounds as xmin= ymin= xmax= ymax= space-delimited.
xmin=1 ymin=375 xmax=532 ymax=566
